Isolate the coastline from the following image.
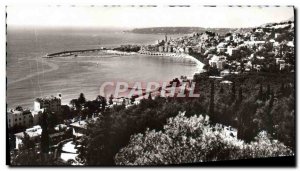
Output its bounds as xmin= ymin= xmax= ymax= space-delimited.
xmin=138 ymin=51 xmax=204 ymax=75
xmin=29 ymin=47 xmax=205 ymax=105
xmin=44 ymin=48 xmax=205 ymax=75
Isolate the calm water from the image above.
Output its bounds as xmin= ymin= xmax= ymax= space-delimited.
xmin=7 ymin=28 xmax=199 ymax=109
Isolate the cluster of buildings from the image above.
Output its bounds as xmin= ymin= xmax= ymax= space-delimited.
xmin=8 ymin=93 xmax=100 ymax=164
xmin=7 ymin=94 xmax=62 ymax=129
xmin=140 ymin=35 xmax=193 ymax=54
xmin=139 ymin=21 xmax=294 ymax=76
xmin=8 ymin=94 xmax=64 ymax=149
xmin=203 ymin=21 xmax=294 ymax=74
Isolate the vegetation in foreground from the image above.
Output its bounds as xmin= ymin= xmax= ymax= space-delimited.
xmin=115 ymin=112 xmax=293 ymax=165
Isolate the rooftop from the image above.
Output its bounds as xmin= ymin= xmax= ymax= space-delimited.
xmin=70 ymin=120 xmax=88 ymax=129
xmin=35 ymin=95 xmax=61 ymax=103
xmin=7 ymin=109 xmax=31 ymax=115
xmin=15 ymin=125 xmax=42 ymax=138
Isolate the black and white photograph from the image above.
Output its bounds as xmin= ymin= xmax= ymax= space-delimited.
xmin=5 ymin=5 xmax=295 ymax=166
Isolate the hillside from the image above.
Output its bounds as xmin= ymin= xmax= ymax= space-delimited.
xmin=126 ymin=27 xmax=244 ymax=35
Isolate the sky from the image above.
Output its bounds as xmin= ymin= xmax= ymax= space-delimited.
xmin=7 ymin=6 xmax=294 ymax=29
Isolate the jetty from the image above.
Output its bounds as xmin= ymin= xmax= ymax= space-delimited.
xmin=43 ymin=48 xmax=107 ymax=58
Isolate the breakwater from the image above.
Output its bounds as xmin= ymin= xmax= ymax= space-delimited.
xmin=43 ymin=48 xmax=139 ymax=58
xmin=43 ymin=48 xmax=204 ymax=75
xmin=44 ymin=48 xmax=107 ymax=58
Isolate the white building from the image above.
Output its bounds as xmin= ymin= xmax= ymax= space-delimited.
xmin=227 ymin=46 xmax=238 ymax=56
xmin=14 ymin=125 xmax=42 ymax=149
xmin=34 ymin=94 xmax=62 ymax=113
xmin=209 ymin=55 xmax=227 ymax=70
xmin=287 ymin=41 xmax=294 ymax=47
xmin=220 ymin=69 xmax=230 ymax=77
xmin=7 ymin=109 xmax=33 ymax=128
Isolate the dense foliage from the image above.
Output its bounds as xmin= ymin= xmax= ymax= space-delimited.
xmin=115 ymin=112 xmax=293 ymax=165
xmin=76 ymin=71 xmax=294 ymax=165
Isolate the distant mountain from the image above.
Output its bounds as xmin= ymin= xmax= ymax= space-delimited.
xmin=126 ymin=27 xmax=243 ymax=35
xmin=260 ymin=16 xmax=294 ymax=27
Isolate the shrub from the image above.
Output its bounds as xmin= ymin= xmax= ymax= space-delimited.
xmin=115 ymin=112 xmax=293 ymax=165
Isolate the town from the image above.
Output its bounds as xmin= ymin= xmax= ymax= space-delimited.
xmin=138 ymin=20 xmax=294 ymax=75
xmin=8 ymin=20 xmax=295 ymax=165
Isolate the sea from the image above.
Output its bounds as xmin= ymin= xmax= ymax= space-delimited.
xmin=7 ymin=27 xmax=201 ymax=109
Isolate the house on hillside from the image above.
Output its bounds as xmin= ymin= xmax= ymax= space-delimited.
xmin=209 ymin=55 xmax=227 ymax=70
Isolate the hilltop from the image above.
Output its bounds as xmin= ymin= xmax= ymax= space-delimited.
xmin=126 ymin=27 xmax=251 ymax=35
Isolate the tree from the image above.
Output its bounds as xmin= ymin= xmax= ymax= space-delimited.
xmin=270 ymin=94 xmax=295 ymax=149
xmin=258 ymin=84 xmax=263 ymax=100
xmin=130 ymin=95 xmax=136 ymax=104
xmin=115 ymin=112 xmax=293 ymax=165
xmin=77 ymin=112 xmax=115 ymax=165
xmin=70 ymin=99 xmax=80 ymax=110
xmin=148 ymin=92 xmax=152 ymax=100
xmin=78 ymin=93 xmax=86 ymax=105
xmin=237 ymin=96 xmax=259 ymax=141
xmin=219 ymin=85 xmax=224 ymax=94
xmin=240 ymin=61 xmax=245 ymax=73
xmin=95 ymin=95 xmax=107 ymax=111
xmin=21 ymin=132 xmax=35 ymax=149
xmin=97 ymin=95 xmax=107 ymax=111
xmin=266 ymin=84 xmax=271 ymax=99
xmin=122 ymin=99 xmax=126 ymax=106
xmin=15 ymin=106 xmax=23 ymax=111
xmin=238 ymin=87 xmax=243 ymax=103
xmin=266 ymin=91 xmax=275 ymax=135
xmin=40 ymin=111 xmax=50 ymax=161
xmin=47 ymin=112 xmax=58 ymax=132
xmin=231 ymin=81 xmax=236 ymax=102
xmin=208 ymin=80 xmax=215 ymax=120
xmin=280 ymin=82 xmax=285 ymax=93
xmin=109 ymin=94 xmax=114 ymax=105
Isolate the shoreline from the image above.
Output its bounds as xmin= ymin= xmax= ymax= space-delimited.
xmin=137 ymin=50 xmax=204 ymax=75
xmin=17 ymin=47 xmax=205 ymax=108
xmin=45 ymin=47 xmax=205 ymax=82
xmin=44 ymin=48 xmax=204 ymax=72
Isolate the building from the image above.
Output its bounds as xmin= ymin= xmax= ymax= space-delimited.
xmin=114 ymin=97 xmax=130 ymax=106
xmin=227 ymin=46 xmax=239 ymax=56
xmin=279 ymin=63 xmax=287 ymax=70
xmin=69 ymin=117 xmax=97 ymax=138
xmin=220 ymin=69 xmax=230 ymax=77
xmin=275 ymin=33 xmax=281 ymax=39
xmin=250 ymin=35 xmax=257 ymax=41
xmin=167 ymin=46 xmax=173 ymax=52
xmin=276 ymin=58 xmax=285 ymax=65
xmin=164 ymin=45 xmax=169 ymax=52
xmin=184 ymin=47 xmax=191 ymax=53
xmin=255 ymin=28 xmax=263 ymax=33
xmin=14 ymin=125 xmax=42 ymax=149
xmin=14 ymin=124 xmax=69 ymax=150
xmin=209 ymin=55 xmax=227 ymax=70
xmin=158 ymin=46 xmax=164 ymax=52
xmin=200 ymin=33 xmax=209 ymax=41
xmin=7 ymin=109 xmax=34 ymax=128
xmin=287 ymin=41 xmax=294 ymax=47
xmin=34 ymin=94 xmax=62 ymax=113
xmin=70 ymin=120 xmax=88 ymax=138
xmin=225 ymin=36 xmax=232 ymax=41
xmin=220 ymin=80 xmax=233 ymax=84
